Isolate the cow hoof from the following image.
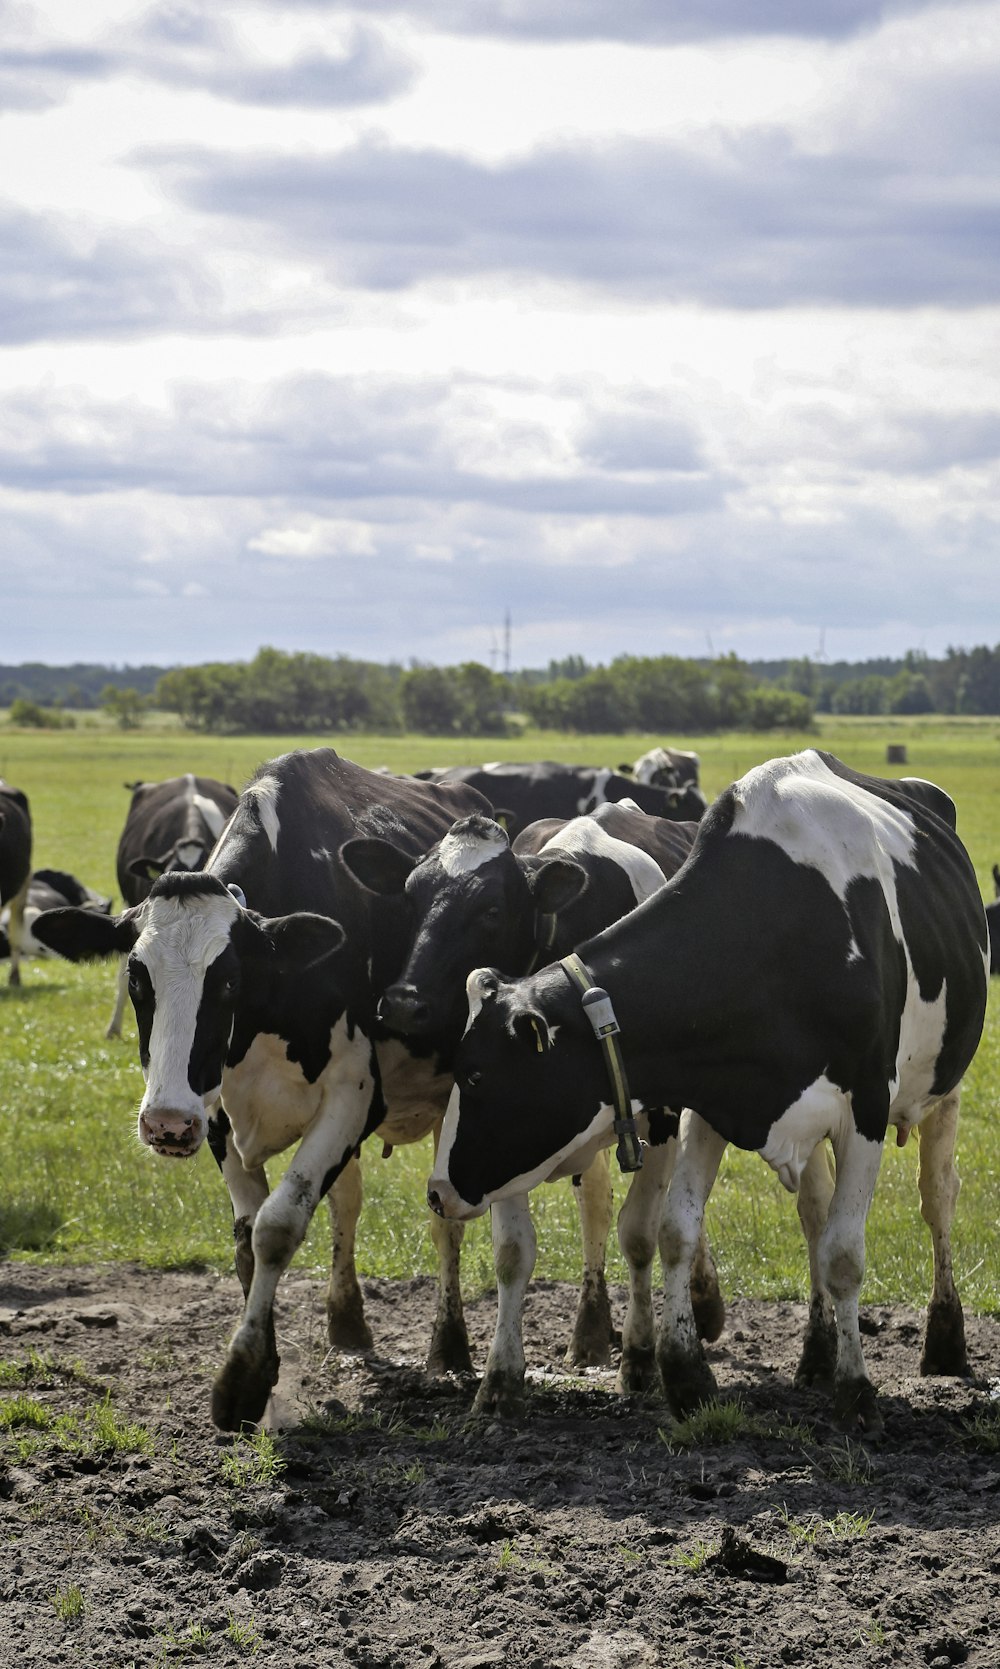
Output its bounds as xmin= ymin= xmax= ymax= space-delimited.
xmin=472 ymin=1373 xmax=525 ymax=1420
xmin=326 ymin=1296 xmax=374 ymax=1355
xmin=211 ymin=1351 xmax=279 ymax=1433
xmin=616 ymin=1345 xmax=660 ymax=1398
xmin=566 ymin=1280 xmax=614 ymax=1368
xmin=657 ymin=1343 xmax=718 ymax=1419
xmin=691 ymin=1285 xmax=726 ymax=1346
xmin=833 ymin=1375 xmax=882 ymax=1435
xmin=794 ymin=1297 xmax=837 ymax=1389
xmin=426 ymin=1316 xmax=474 ymax=1378
xmin=920 ymin=1296 xmax=968 ymax=1378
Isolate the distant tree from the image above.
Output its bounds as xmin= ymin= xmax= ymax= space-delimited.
xmin=101 ymin=685 xmax=150 ymax=729
xmin=7 ymin=698 xmax=74 ymax=729
xmin=400 ymin=665 xmax=462 ymax=733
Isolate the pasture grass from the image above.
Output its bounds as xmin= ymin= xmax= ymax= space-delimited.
xmin=1 ymin=717 xmax=998 ymax=1316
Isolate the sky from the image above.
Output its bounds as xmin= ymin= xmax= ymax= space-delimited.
xmin=2 ymin=0 xmax=999 ymax=672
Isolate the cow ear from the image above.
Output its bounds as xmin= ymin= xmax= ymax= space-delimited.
xmin=510 ymin=1009 xmax=553 ymax=1053
xmin=31 ymin=906 xmax=139 ymax=962
xmin=492 ymin=808 xmax=516 ymax=835
xmin=527 ymin=856 xmax=588 ymax=915
xmin=127 ymin=855 xmax=166 ymax=884
xmin=340 ymin=837 xmax=416 ymax=897
xmin=237 ymin=910 xmax=346 ymax=970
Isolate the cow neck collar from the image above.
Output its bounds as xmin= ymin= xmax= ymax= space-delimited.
xmin=525 ymin=908 xmax=558 ymax=976
xmin=559 ymin=952 xmax=644 ymax=1174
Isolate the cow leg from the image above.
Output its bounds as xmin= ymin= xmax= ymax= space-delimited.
xmin=106 ymin=954 xmax=128 ymax=1039
xmin=473 ymin=1193 xmax=536 ymax=1417
xmin=567 ymin=1152 xmax=614 ymax=1367
xmin=820 ymin=1124 xmax=884 ymax=1433
xmin=6 ymin=875 xmax=28 ymax=987
xmin=617 ymin=1139 xmax=673 ymax=1396
xmin=656 ymin=1111 xmax=728 ymax=1417
xmin=209 ymin=1108 xmax=269 ymax=1301
xmin=794 ymin=1140 xmax=838 ymax=1388
xmin=324 ymin=1155 xmax=374 ymax=1353
xmin=211 ymin=1115 xmax=358 ymax=1432
xmin=916 ymin=1088 xmax=968 ymax=1377
xmin=426 ymin=1122 xmax=473 ymax=1376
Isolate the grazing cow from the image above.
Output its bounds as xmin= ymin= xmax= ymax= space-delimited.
xmin=624 ymin=746 xmax=701 ymax=792
xmin=105 ymin=774 xmax=240 ymax=1037
xmin=32 ymin=748 xmax=490 ymax=1430
xmin=987 ymin=863 xmax=1000 ymax=976
xmin=414 ymin=760 xmax=706 ymax=838
xmin=0 ymin=868 xmax=112 ymax=961
xmin=428 ymin=751 xmax=988 ymax=1433
xmin=342 ymin=801 xmax=721 ymax=1414
xmin=0 ymin=781 xmax=32 ymax=986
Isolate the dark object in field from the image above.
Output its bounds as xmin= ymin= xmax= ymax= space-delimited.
xmin=0 ymin=780 xmax=32 ymax=986
xmin=706 ymin=1526 xmax=788 ymax=1584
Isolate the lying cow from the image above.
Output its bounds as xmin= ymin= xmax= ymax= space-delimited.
xmin=0 ymin=781 xmax=32 ymax=986
xmin=0 ymin=868 xmax=112 ymax=960
xmin=414 ymin=760 xmax=706 ymax=837
xmin=34 ymin=747 xmax=489 ymax=1430
xmin=105 ymin=774 xmax=240 ymax=1037
xmin=428 ymin=751 xmax=988 ymax=1433
xmin=342 ymin=801 xmax=722 ymax=1414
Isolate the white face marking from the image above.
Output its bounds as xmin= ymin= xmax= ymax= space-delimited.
xmin=577 ymin=768 xmax=613 ymax=813
xmin=135 ymin=891 xmax=241 ymax=1126
xmin=731 ymin=750 xmax=917 ymax=937
xmin=438 ymin=824 xmax=507 ymax=878
xmin=542 ymin=814 xmax=666 ymax=905
xmin=246 ymin=774 xmax=281 ymax=853
xmin=192 ymin=793 xmax=229 ymax=840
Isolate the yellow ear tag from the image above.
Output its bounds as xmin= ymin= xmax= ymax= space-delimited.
xmin=530 ymin=1018 xmax=545 ymax=1053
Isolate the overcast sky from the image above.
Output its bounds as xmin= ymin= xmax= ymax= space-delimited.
xmin=2 ymin=0 xmax=999 ymax=670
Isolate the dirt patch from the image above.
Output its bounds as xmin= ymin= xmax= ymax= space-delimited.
xmin=2 ymin=1262 xmax=999 ymax=1668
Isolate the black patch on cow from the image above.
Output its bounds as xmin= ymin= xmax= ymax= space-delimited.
xmin=128 ymin=957 xmax=155 ymax=1073
xmin=207 ymin=1107 xmax=231 ymax=1171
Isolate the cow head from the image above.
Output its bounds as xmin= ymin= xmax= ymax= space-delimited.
xmin=342 ymin=814 xmax=589 ymax=1041
xmin=32 ymin=873 xmax=345 ymax=1160
xmin=427 ymin=963 xmax=609 ymax=1217
xmin=126 ymin=838 xmax=212 ymax=886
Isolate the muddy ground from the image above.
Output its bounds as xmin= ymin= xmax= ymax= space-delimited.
xmin=1 ymin=1263 xmax=999 ymax=1669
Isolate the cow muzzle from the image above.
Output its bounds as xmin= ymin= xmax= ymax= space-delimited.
xmin=138 ymin=1106 xmax=206 ymax=1158
xmin=379 ymin=982 xmax=432 ymax=1034
xmin=426 ymin=1176 xmax=483 ymax=1221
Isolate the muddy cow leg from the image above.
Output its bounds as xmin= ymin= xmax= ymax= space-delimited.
xmin=794 ymin=1140 xmax=838 ymax=1388
xmin=473 ymin=1193 xmax=537 ymax=1417
xmin=426 ymin=1120 xmax=473 ymax=1376
xmin=211 ymin=1106 xmax=360 ymax=1432
xmin=656 ymin=1111 xmax=728 ymax=1417
xmin=616 ymin=1140 xmax=672 ymax=1396
xmin=566 ymin=1151 xmax=614 ymax=1367
xmin=820 ymin=1120 xmax=884 ymax=1434
xmin=207 ymin=1107 xmax=269 ymax=1301
xmin=916 ymin=1088 xmax=968 ymax=1377
xmin=325 ymin=1154 xmax=374 ymax=1353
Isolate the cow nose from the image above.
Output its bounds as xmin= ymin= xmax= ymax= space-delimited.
xmin=380 ymin=983 xmax=431 ymax=1034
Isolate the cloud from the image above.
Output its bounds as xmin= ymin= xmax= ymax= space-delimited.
xmin=157 ymin=116 xmax=1000 ymax=308
xmin=130 ymin=10 xmax=416 ymax=107
xmin=0 ymin=46 xmax=116 ymax=111
xmin=263 ymin=0 xmax=945 ymax=46
xmin=0 ymin=207 xmax=219 ymax=346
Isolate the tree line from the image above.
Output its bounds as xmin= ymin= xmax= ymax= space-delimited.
xmin=5 ymin=643 xmax=1000 ymax=734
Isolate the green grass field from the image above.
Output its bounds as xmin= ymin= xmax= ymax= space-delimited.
xmin=1 ymin=716 xmax=998 ymax=1314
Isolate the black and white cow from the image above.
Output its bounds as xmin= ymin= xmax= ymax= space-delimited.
xmin=414 ymin=761 xmax=706 ymax=837
xmin=0 ymin=781 xmax=32 ymax=986
xmin=342 ymin=801 xmax=721 ymax=1414
xmin=0 ymin=868 xmax=112 ymax=961
xmin=428 ymin=751 xmax=989 ymax=1433
xmin=105 ymin=774 xmax=240 ymax=1037
xmin=987 ymin=863 xmax=1000 ymax=977
xmin=623 ymin=747 xmax=701 ymax=792
xmin=33 ymin=748 xmax=490 ymax=1430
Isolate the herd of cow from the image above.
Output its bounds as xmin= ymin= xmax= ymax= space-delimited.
xmin=1 ymin=744 xmax=996 ymax=1439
